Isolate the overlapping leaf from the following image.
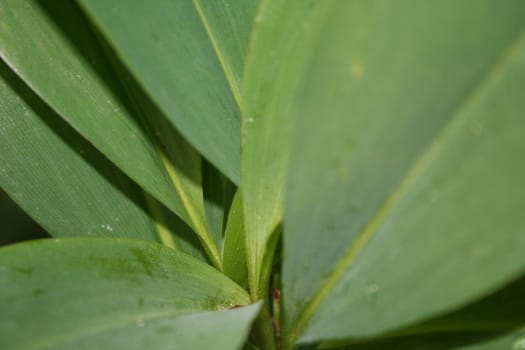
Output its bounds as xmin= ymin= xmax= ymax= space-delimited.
xmin=279 ymin=1 xmax=525 ymax=347
xmin=321 ymin=275 xmax=525 ymax=349
xmin=0 ymin=190 xmax=48 ymax=246
xmin=328 ymin=330 xmax=525 ymax=350
xmin=0 ymin=0 xmax=222 ymax=265
xmin=0 ymin=60 xmax=159 ymax=242
xmin=98 ymin=40 xmax=219 ymax=266
xmin=241 ymin=0 xmax=331 ymax=298
xmin=202 ymin=160 xmax=236 ymax=248
xmin=77 ymin=0 xmax=258 ymax=184
xmin=0 ymin=238 xmax=255 ymax=349
xmin=223 ymin=191 xmax=248 ymax=288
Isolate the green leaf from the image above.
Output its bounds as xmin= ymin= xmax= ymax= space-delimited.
xmin=202 ymin=160 xmax=236 ymax=247
xmin=320 ymin=275 xmax=525 ymax=349
xmin=0 ymin=238 xmax=252 ymax=349
xmin=47 ymin=306 xmax=262 ymax=350
xmin=0 ymin=59 xmax=207 ymax=259
xmin=223 ymin=191 xmax=248 ymax=289
xmin=191 ymin=0 xmax=258 ymax=103
xmin=281 ymin=1 xmax=525 ymax=346
xmin=0 ymin=0 xmax=223 ymax=265
xmin=147 ymin=199 xmax=209 ymax=263
xmin=98 ymin=38 xmax=221 ymax=267
xmin=0 ymin=60 xmax=159 ymax=242
xmin=240 ymin=0 xmax=331 ymax=299
xmin=0 ymin=2 xmax=172 ymax=222
xmin=77 ymin=0 xmax=257 ymax=184
xmin=404 ymin=276 xmax=525 ymax=336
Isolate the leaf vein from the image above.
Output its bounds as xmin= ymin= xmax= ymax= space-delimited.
xmin=192 ymin=0 xmax=243 ymax=109
xmin=287 ymin=25 xmax=525 ymax=346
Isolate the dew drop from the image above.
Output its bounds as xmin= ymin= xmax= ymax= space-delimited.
xmin=100 ymin=224 xmax=114 ymax=232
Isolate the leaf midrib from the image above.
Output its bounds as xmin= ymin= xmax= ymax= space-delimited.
xmin=89 ymin=27 xmax=223 ymax=269
xmin=192 ymin=0 xmax=242 ymax=109
xmin=285 ymin=26 xmax=525 ymax=348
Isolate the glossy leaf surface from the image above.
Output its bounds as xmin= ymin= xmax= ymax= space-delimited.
xmin=0 ymin=238 xmax=251 ymax=349
xmin=282 ymin=1 xmax=525 ymax=346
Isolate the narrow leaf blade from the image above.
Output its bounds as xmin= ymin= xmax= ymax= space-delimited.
xmin=0 ymin=60 xmax=157 ymax=241
xmin=77 ymin=0 xmax=256 ymax=183
xmin=223 ymin=191 xmax=249 ymax=288
xmin=241 ymin=0 xmax=331 ymax=298
xmin=0 ymin=1 xmax=187 ymax=218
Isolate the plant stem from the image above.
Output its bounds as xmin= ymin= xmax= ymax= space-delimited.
xmin=250 ymin=305 xmax=277 ymax=350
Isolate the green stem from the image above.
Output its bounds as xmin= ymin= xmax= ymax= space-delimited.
xmin=251 ymin=305 xmax=276 ymax=350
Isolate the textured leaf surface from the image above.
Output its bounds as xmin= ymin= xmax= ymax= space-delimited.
xmin=0 ymin=1 xmax=194 ymax=226
xmin=223 ymin=191 xmax=248 ymax=288
xmin=99 ymin=42 xmax=220 ymax=266
xmin=0 ymin=238 xmax=251 ymax=349
xmin=0 ymin=0 xmax=222 ymax=264
xmin=0 ymin=60 xmax=158 ymax=241
xmin=282 ymin=1 xmax=525 ymax=346
xmin=241 ymin=0 xmax=330 ymax=298
xmin=78 ymin=0 xmax=257 ymax=183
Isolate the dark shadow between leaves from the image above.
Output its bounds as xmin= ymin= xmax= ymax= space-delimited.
xmin=322 ymin=332 xmax=504 ymax=350
xmin=0 ymin=189 xmax=49 ymax=246
xmin=314 ymin=275 xmax=525 ymax=349
xmin=201 ymin=158 xmax=237 ymax=241
xmin=0 ymin=58 xmax=205 ymax=257
xmin=36 ymin=0 xmax=203 ymax=183
xmin=36 ymin=1 xmax=238 ymax=257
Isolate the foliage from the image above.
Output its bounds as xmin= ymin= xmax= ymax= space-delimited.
xmin=1 ymin=1 xmax=525 ymax=349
